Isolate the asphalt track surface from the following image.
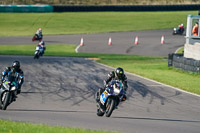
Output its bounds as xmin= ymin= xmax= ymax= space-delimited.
xmin=0 ymin=30 xmax=200 ymax=133
xmin=0 ymin=29 xmax=185 ymax=56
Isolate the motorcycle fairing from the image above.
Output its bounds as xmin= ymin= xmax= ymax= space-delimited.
xmin=100 ymin=90 xmax=110 ymax=105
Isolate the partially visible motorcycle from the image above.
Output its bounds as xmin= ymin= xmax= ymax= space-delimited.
xmin=32 ymin=34 xmax=43 ymax=41
xmin=172 ymin=27 xmax=184 ymax=35
xmin=0 ymin=74 xmax=18 ymax=110
xmin=34 ymin=45 xmax=44 ymax=59
xmin=96 ymin=80 xmax=126 ymax=117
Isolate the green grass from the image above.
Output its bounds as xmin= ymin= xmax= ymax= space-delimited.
xmin=0 ymin=44 xmax=200 ymax=95
xmin=0 ymin=44 xmax=77 ymax=56
xmin=0 ymin=120 xmax=112 ymax=133
xmin=0 ymin=11 xmax=197 ymax=36
xmin=176 ymin=47 xmax=184 ymax=54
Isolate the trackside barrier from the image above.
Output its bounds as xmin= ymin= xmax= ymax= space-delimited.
xmin=53 ymin=4 xmax=200 ymax=12
xmin=168 ymin=53 xmax=200 ymax=73
xmin=0 ymin=5 xmax=53 ymax=12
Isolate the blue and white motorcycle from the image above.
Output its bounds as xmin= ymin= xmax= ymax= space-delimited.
xmin=96 ymin=80 xmax=126 ymax=117
xmin=34 ymin=45 xmax=44 ymax=59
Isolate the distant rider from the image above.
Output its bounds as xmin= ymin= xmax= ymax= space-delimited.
xmin=178 ymin=24 xmax=184 ymax=33
xmin=33 ymin=28 xmax=43 ymax=41
xmin=96 ymin=67 xmax=128 ymax=102
xmin=0 ymin=61 xmax=24 ymax=97
xmin=38 ymin=40 xmax=46 ymax=55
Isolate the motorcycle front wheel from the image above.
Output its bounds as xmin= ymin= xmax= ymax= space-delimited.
xmin=105 ymin=97 xmax=115 ymax=117
xmin=1 ymin=91 xmax=11 ymax=110
xmin=34 ymin=52 xmax=39 ymax=59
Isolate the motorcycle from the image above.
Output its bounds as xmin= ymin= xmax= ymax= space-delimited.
xmin=32 ymin=34 xmax=43 ymax=41
xmin=34 ymin=45 xmax=44 ymax=59
xmin=0 ymin=74 xmax=18 ymax=110
xmin=96 ymin=80 xmax=126 ymax=117
xmin=172 ymin=27 xmax=184 ymax=35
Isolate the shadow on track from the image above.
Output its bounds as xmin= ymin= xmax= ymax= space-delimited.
xmin=113 ymin=116 xmax=200 ymax=123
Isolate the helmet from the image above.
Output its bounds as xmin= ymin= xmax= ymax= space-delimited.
xmin=38 ymin=28 xmax=42 ymax=31
xmin=115 ymin=67 xmax=124 ymax=78
xmin=12 ymin=61 xmax=20 ymax=71
xmin=181 ymin=24 xmax=184 ymax=26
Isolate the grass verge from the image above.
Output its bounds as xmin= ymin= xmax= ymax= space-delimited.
xmin=0 ymin=120 xmax=112 ymax=133
xmin=0 ymin=11 xmax=197 ymax=36
xmin=176 ymin=47 xmax=184 ymax=54
xmin=0 ymin=44 xmax=200 ymax=95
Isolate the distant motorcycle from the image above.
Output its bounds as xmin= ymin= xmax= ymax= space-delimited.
xmin=34 ymin=45 xmax=44 ymax=59
xmin=172 ymin=27 xmax=184 ymax=35
xmin=0 ymin=74 xmax=18 ymax=110
xmin=96 ymin=80 xmax=126 ymax=117
xmin=32 ymin=34 xmax=43 ymax=41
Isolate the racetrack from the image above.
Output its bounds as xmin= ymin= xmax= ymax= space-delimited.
xmin=0 ymin=29 xmax=185 ymax=56
xmin=0 ymin=30 xmax=200 ymax=133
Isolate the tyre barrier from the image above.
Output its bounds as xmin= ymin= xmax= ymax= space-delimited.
xmin=168 ymin=53 xmax=200 ymax=73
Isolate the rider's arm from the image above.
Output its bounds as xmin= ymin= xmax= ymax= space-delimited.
xmin=18 ymin=70 xmax=24 ymax=86
xmin=1 ymin=67 xmax=10 ymax=82
xmin=122 ymin=75 xmax=128 ymax=91
xmin=104 ymin=71 xmax=115 ymax=85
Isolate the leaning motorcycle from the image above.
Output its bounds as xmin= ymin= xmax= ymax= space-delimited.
xmin=34 ymin=45 xmax=44 ymax=59
xmin=172 ymin=27 xmax=184 ymax=35
xmin=0 ymin=75 xmax=18 ymax=110
xmin=32 ymin=34 xmax=43 ymax=41
xmin=96 ymin=80 xmax=126 ymax=117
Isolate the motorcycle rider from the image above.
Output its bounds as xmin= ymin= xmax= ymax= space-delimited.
xmin=0 ymin=61 xmax=24 ymax=98
xmin=33 ymin=28 xmax=43 ymax=41
xmin=178 ymin=24 xmax=184 ymax=33
xmin=96 ymin=67 xmax=128 ymax=103
xmin=38 ymin=40 xmax=46 ymax=55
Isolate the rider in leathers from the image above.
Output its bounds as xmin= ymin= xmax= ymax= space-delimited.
xmin=96 ymin=67 xmax=128 ymax=102
xmin=35 ymin=28 xmax=43 ymax=40
xmin=38 ymin=40 xmax=46 ymax=55
xmin=0 ymin=61 xmax=24 ymax=97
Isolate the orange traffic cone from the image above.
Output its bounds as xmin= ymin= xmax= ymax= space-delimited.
xmin=161 ymin=35 xmax=165 ymax=44
xmin=108 ymin=37 xmax=112 ymax=46
xmin=80 ymin=37 xmax=84 ymax=46
xmin=134 ymin=36 xmax=139 ymax=45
